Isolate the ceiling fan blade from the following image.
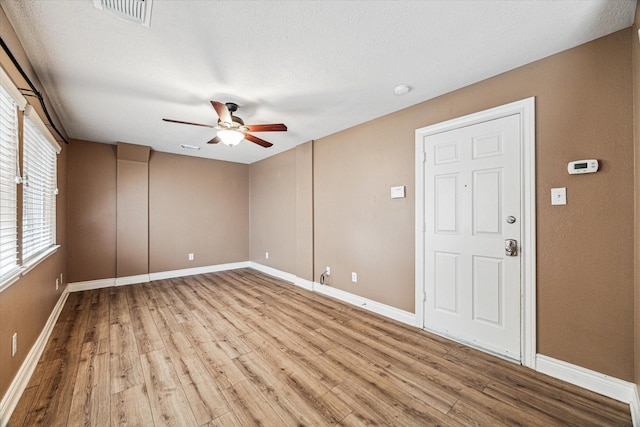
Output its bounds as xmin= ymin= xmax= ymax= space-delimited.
xmin=245 ymin=133 xmax=273 ymax=148
xmin=207 ymin=135 xmax=221 ymax=144
xmin=245 ymin=123 xmax=288 ymax=132
xmin=163 ymin=118 xmax=214 ymax=128
xmin=211 ymin=101 xmax=232 ymax=125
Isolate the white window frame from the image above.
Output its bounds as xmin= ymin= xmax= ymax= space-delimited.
xmin=0 ymin=65 xmax=61 ymax=292
xmin=0 ymin=66 xmax=26 ymax=291
xmin=22 ymin=106 xmax=60 ymax=265
xmin=0 ymin=84 xmax=21 ymax=287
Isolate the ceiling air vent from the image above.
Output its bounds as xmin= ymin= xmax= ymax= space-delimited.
xmin=93 ymin=0 xmax=153 ymax=27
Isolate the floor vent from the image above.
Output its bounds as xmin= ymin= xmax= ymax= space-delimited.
xmin=93 ymin=0 xmax=153 ymax=27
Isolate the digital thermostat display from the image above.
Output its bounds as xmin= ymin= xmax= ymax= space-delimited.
xmin=568 ymin=159 xmax=598 ymax=175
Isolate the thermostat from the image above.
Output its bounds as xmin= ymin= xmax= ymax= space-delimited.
xmin=568 ymin=159 xmax=598 ymax=175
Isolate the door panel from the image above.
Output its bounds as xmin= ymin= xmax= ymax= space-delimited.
xmin=423 ymin=114 xmax=521 ymax=360
xmin=473 ymin=169 xmax=502 ymax=235
xmin=472 ymin=255 xmax=503 ymax=325
xmin=435 ymin=174 xmax=459 ymax=233
xmin=434 ymin=251 xmax=459 ymax=314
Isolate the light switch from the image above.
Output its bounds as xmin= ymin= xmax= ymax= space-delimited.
xmin=391 ymin=186 xmax=405 ymax=199
xmin=551 ymin=187 xmax=566 ymax=205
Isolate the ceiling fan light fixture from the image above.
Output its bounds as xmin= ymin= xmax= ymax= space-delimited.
xmin=164 ymin=100 xmax=285 ymax=148
xmin=218 ymin=129 xmax=244 ymax=146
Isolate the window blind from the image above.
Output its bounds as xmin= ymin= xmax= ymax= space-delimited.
xmin=22 ymin=115 xmax=57 ymax=261
xmin=0 ymin=85 xmax=19 ymax=279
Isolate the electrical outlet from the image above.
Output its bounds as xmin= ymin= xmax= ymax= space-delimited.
xmin=326 ymin=266 xmax=330 ymax=275
xmin=188 ymin=253 xmax=194 ymax=261
xmin=11 ymin=333 xmax=17 ymax=357
xmin=551 ymin=187 xmax=567 ymax=206
xmin=265 ymin=252 xmax=269 ymax=259
xmin=56 ymin=278 xmax=59 ymax=291
xmin=351 ymin=272 xmax=358 ymax=283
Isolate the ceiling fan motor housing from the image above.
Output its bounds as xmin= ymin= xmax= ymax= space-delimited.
xmin=225 ymin=102 xmax=239 ymax=112
xmin=221 ymin=103 xmax=245 ymax=126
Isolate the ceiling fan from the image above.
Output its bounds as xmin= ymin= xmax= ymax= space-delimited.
xmin=163 ymin=101 xmax=287 ymax=148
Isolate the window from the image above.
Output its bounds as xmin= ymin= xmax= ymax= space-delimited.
xmin=0 ymin=69 xmax=59 ymax=290
xmin=0 ymin=85 xmax=19 ymax=280
xmin=22 ymin=114 xmax=58 ymax=261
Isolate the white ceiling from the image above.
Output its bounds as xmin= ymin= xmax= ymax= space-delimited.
xmin=0 ymin=0 xmax=636 ymax=164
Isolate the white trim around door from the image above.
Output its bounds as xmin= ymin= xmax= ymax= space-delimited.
xmin=415 ymin=97 xmax=536 ymax=368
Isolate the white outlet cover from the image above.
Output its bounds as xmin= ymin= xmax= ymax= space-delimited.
xmin=351 ymin=272 xmax=358 ymax=282
xmin=551 ymin=187 xmax=567 ymax=205
xmin=390 ymin=186 xmax=406 ymax=199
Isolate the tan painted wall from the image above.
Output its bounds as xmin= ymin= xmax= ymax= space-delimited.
xmin=249 ymin=148 xmax=297 ymax=272
xmin=68 ymin=145 xmax=250 ymax=277
xmin=295 ymin=142 xmax=314 ymax=281
xmin=633 ymin=2 xmax=640 ymax=390
xmin=314 ymin=118 xmax=415 ymax=312
xmin=314 ymin=29 xmax=634 ymax=381
xmin=67 ymin=139 xmax=116 ymax=282
xmin=249 ymin=142 xmax=314 ymax=280
xmin=116 ymin=143 xmax=150 ymax=277
xmin=0 ymin=7 xmax=68 ymax=400
xmin=116 ymin=159 xmax=149 ymax=277
xmin=149 ymin=151 xmax=249 ymax=271
xmin=0 ymin=248 xmax=67 ymax=399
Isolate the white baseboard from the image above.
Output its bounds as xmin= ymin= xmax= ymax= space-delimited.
xmin=536 ymin=354 xmax=638 ymax=421
xmin=68 ymin=262 xmax=251 ymax=292
xmin=248 ymin=262 xmax=297 ymax=284
xmin=313 ymin=281 xmax=416 ymax=326
xmin=115 ymin=274 xmax=150 ymax=286
xmin=0 ymin=287 xmax=69 ymax=426
xmin=149 ymin=262 xmax=250 ymax=281
xmin=69 ymin=274 xmax=150 ymax=291
xmin=294 ymin=277 xmax=314 ymax=291
xmin=248 ymin=263 xmax=415 ymax=326
xmin=631 ymin=385 xmax=640 ymax=427
xmin=68 ymin=277 xmax=115 ymax=292
xmin=248 ymin=262 xmax=313 ymax=291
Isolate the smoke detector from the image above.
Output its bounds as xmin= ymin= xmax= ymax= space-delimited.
xmin=93 ymin=0 xmax=153 ymax=27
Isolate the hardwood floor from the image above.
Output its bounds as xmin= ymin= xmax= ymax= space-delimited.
xmin=8 ymin=268 xmax=632 ymax=426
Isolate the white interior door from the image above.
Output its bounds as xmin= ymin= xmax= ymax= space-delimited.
xmin=421 ymin=114 xmax=522 ymax=361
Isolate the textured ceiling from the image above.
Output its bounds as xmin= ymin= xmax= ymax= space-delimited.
xmin=0 ymin=0 xmax=636 ymax=164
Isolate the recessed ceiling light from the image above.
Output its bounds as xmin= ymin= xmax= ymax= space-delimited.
xmin=180 ymin=144 xmax=200 ymax=150
xmin=393 ymin=84 xmax=411 ymax=96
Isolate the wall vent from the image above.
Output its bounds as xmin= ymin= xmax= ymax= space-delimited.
xmin=93 ymin=0 xmax=153 ymax=27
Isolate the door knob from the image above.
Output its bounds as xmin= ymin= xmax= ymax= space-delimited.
xmin=505 ymin=239 xmax=518 ymax=257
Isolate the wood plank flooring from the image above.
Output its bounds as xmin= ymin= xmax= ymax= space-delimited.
xmin=8 ymin=268 xmax=632 ymax=426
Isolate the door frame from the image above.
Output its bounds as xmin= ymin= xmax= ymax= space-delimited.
xmin=415 ymin=97 xmax=536 ymax=368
